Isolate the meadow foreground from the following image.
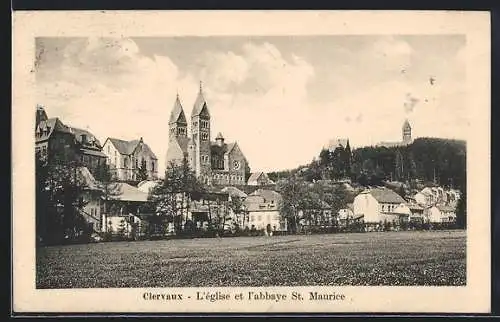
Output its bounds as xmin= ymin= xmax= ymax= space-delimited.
xmin=36 ymin=230 xmax=466 ymax=288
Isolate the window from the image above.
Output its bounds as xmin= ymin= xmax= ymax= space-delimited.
xmin=382 ymin=205 xmax=385 ymax=212
xmin=151 ymin=161 xmax=155 ymax=171
xmin=257 ymin=215 xmax=262 ymax=222
xmin=124 ymin=158 xmax=128 ymax=168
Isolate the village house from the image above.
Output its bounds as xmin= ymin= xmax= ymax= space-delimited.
xmin=337 ymin=203 xmax=355 ymax=228
xmin=244 ymin=189 xmax=286 ymax=234
xmin=352 ymin=187 xmax=407 ymax=228
xmin=424 ymin=205 xmax=457 ymax=224
xmin=100 ymin=181 xmax=153 ymax=238
xmin=103 ymin=137 xmax=158 ymax=182
xmin=247 ymin=172 xmax=275 ymax=186
xmin=298 ymin=200 xmax=333 ymax=229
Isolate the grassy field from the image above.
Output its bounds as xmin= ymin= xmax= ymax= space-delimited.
xmin=36 ymin=230 xmax=466 ymax=288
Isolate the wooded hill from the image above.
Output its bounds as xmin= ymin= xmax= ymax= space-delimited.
xmin=269 ymin=137 xmax=466 ymax=192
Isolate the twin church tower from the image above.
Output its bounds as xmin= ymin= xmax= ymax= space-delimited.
xmin=166 ymin=82 xmax=248 ymax=186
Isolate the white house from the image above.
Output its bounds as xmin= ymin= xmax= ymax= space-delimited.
xmin=244 ymin=189 xmax=286 ymax=233
xmin=424 ymin=205 xmax=457 ymax=224
xmin=337 ymin=204 xmax=354 ymax=228
xmin=102 ymin=137 xmax=158 ymax=181
xmin=353 ymin=187 xmax=407 ymax=225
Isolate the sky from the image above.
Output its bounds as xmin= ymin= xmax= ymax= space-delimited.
xmin=35 ymin=35 xmax=467 ymax=174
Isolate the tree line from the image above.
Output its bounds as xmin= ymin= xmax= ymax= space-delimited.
xmin=270 ymin=137 xmax=467 ymax=229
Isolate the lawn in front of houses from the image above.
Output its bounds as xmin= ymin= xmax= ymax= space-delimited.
xmin=36 ymin=230 xmax=466 ymax=288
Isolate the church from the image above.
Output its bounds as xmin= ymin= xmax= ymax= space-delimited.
xmin=165 ymin=83 xmax=249 ymax=186
xmin=376 ymin=119 xmax=413 ymax=148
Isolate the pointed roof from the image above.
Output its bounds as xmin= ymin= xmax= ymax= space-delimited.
xmin=403 ymin=119 xmax=411 ymax=130
xmin=35 ymin=105 xmax=48 ymax=129
xmin=35 ymin=117 xmax=72 ymax=142
xmin=216 ymin=132 xmax=224 ymax=140
xmin=248 ymin=172 xmax=264 ymax=183
xmin=192 ymin=81 xmax=209 ymax=117
xmin=367 ymin=187 xmax=406 ymax=204
xmin=107 ymin=138 xmax=158 ymax=159
xmin=169 ymin=94 xmax=187 ymax=125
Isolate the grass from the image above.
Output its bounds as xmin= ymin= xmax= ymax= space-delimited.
xmin=36 ymin=230 xmax=466 ymax=288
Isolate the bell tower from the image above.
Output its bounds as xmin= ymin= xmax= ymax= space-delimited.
xmin=191 ymin=81 xmax=212 ymax=184
xmin=402 ymin=119 xmax=412 ymax=144
xmin=169 ymin=93 xmax=188 ymax=141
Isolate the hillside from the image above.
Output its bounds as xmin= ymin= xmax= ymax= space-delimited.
xmin=268 ymin=137 xmax=466 ymax=191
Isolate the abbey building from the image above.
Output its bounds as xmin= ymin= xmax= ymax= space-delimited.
xmin=166 ymin=84 xmax=249 ymax=186
xmin=376 ymin=119 xmax=413 ymax=148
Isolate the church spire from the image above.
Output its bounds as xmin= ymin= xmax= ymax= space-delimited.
xmin=192 ymin=80 xmax=209 ymax=117
xmin=169 ymin=94 xmax=187 ymax=125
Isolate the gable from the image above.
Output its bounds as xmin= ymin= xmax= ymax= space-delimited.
xmin=226 ymin=142 xmax=245 ymax=160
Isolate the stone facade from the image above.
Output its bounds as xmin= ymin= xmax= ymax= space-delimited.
xmin=166 ymin=84 xmax=249 ymax=186
xmin=35 ymin=105 xmax=106 ymax=176
xmin=103 ymin=137 xmax=158 ymax=181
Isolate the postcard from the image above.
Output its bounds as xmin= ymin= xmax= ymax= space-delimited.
xmin=12 ymin=10 xmax=491 ymax=314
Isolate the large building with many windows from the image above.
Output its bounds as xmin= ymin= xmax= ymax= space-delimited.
xmin=102 ymin=137 xmax=158 ymax=182
xmin=35 ymin=105 xmax=107 ymax=176
xmin=166 ymin=83 xmax=249 ymax=186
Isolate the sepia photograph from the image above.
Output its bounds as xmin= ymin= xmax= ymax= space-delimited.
xmin=13 ymin=11 xmax=491 ymax=313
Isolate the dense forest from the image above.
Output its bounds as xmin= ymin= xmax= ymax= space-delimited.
xmin=269 ymin=137 xmax=466 ymax=192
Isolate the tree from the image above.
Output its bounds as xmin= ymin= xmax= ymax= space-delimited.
xmin=95 ymin=162 xmax=122 ymax=226
xmin=278 ymin=176 xmax=308 ymax=233
xmin=36 ymin=151 xmax=91 ymax=245
xmin=137 ymin=159 xmax=149 ymax=182
xmin=455 ymin=188 xmax=466 ymax=229
xmin=149 ymin=157 xmax=206 ymax=236
xmin=229 ymin=195 xmax=246 ymax=228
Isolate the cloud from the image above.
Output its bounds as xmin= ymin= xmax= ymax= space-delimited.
xmin=403 ymin=93 xmax=420 ymax=113
xmin=36 ymin=38 xmax=188 ymax=176
xmin=197 ymin=42 xmax=315 ymax=108
xmin=35 ymin=36 xmax=467 ymax=173
xmin=36 ymin=38 xmax=318 ymax=173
